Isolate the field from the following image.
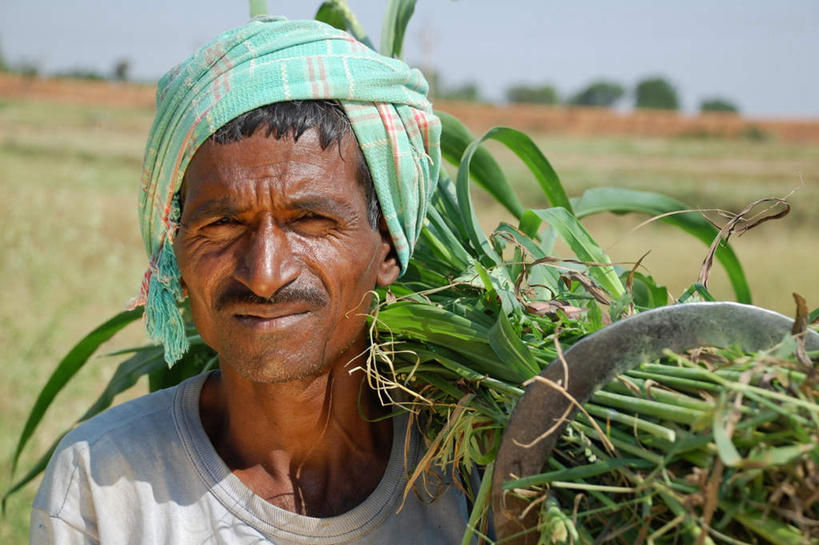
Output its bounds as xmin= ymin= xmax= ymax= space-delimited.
xmin=1 ymin=78 xmax=817 ymax=543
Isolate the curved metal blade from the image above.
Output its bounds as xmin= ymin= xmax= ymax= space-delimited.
xmin=491 ymin=302 xmax=819 ymax=544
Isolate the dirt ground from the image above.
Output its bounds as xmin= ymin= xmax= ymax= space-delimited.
xmin=2 ymin=73 xmax=818 ymax=141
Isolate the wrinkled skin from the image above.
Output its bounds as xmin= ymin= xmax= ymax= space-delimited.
xmin=175 ymin=128 xmax=399 ymax=383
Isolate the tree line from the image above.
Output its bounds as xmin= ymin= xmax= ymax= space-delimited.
xmin=433 ymin=74 xmax=739 ymax=114
xmin=0 ymin=42 xmax=737 ymax=115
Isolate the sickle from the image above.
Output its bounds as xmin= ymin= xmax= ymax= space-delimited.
xmin=491 ymin=302 xmax=819 ymax=544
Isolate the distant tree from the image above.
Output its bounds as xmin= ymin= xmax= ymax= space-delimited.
xmin=113 ymin=59 xmax=131 ymax=82
xmin=700 ymin=97 xmax=739 ymax=113
xmin=635 ymin=77 xmax=679 ymax=110
xmin=506 ymin=84 xmax=559 ymax=105
xmin=440 ymin=81 xmax=481 ymax=102
xmin=0 ymin=43 xmax=8 ymax=72
xmin=17 ymin=60 xmax=39 ymax=78
xmin=569 ymin=80 xmax=624 ymax=107
xmin=55 ymin=68 xmax=106 ymax=81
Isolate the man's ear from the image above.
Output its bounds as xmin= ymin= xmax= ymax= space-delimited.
xmin=376 ymin=216 xmax=400 ymax=287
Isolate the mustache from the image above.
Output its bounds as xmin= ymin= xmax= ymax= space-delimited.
xmin=215 ymin=283 xmax=329 ymax=311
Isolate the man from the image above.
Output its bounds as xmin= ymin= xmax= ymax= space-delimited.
xmin=31 ymin=16 xmax=472 ymax=544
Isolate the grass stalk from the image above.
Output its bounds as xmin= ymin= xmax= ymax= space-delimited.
xmin=590 ymin=390 xmax=705 ymax=424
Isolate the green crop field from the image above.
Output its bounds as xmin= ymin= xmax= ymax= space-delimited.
xmin=1 ymin=96 xmax=817 ymax=543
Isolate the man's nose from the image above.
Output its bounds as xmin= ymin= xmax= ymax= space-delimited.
xmin=234 ymin=218 xmax=300 ymax=299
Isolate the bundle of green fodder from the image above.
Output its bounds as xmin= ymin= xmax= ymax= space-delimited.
xmin=368 ymin=257 xmax=818 ymax=544
xmin=359 ymin=141 xmax=818 ymax=543
xmin=387 ymin=343 xmax=817 ymax=545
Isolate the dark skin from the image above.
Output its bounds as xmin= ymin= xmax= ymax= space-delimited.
xmin=174 ymin=128 xmax=400 ymax=517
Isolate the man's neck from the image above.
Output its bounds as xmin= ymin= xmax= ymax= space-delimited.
xmin=198 ymin=358 xmax=393 ymax=517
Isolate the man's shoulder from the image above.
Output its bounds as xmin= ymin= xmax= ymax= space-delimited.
xmin=42 ymin=373 xmax=207 ymax=486
xmin=32 ymin=374 xmax=215 ymax=541
xmin=60 ymin=378 xmax=185 ymax=450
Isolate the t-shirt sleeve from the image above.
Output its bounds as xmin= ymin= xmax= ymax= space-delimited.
xmin=30 ymin=507 xmax=99 ymax=545
xmin=30 ymin=432 xmax=100 ymax=545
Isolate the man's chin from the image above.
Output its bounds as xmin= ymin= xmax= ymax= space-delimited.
xmin=217 ymin=343 xmax=332 ymax=384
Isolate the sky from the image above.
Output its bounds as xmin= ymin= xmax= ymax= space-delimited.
xmin=1 ymin=0 xmax=817 ymax=118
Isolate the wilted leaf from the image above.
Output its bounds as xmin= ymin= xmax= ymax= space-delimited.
xmin=524 ymin=300 xmax=587 ymax=320
xmin=699 ymin=197 xmax=789 ymax=290
xmin=791 ymin=292 xmax=811 ymax=366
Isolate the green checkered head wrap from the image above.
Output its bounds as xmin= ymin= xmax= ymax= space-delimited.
xmin=133 ymin=16 xmax=441 ymax=365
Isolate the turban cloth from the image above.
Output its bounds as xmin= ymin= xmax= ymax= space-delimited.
xmin=133 ymin=16 xmax=442 ymax=365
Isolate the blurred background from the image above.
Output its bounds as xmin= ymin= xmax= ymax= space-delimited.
xmin=1 ymin=1 xmax=817 ymax=542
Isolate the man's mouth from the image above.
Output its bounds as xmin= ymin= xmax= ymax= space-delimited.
xmin=229 ymin=303 xmax=313 ymax=330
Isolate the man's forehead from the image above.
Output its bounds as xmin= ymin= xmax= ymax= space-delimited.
xmin=190 ymin=126 xmax=358 ymax=170
xmin=180 ymin=129 xmax=364 ymax=212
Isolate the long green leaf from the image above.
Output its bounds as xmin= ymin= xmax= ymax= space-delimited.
xmin=437 ymin=112 xmax=524 ymax=218
xmin=313 ymin=0 xmax=374 ymax=49
xmin=11 ymin=308 xmax=144 ymax=473
xmin=530 ymin=207 xmax=625 ymax=298
xmin=78 ymin=346 xmax=168 ymax=421
xmin=314 ymin=2 xmax=348 ymax=30
xmin=477 ymin=127 xmax=572 ymax=213
xmin=713 ymin=397 xmax=742 ymax=466
xmin=3 ymin=437 xmax=62 ymax=512
xmin=487 ymin=313 xmax=538 ymax=379
xmin=504 ymin=458 xmax=653 ymax=490
xmin=573 ymin=187 xmax=751 ymax=303
xmin=738 ymin=443 xmax=816 ymax=469
xmin=733 ymin=509 xmax=806 ymax=545
xmin=148 ymin=338 xmax=216 ymax=392
xmin=423 ymin=206 xmax=472 ymax=269
xmin=380 ymin=0 xmax=416 ymax=58
xmin=377 ymin=303 xmax=527 ymax=382
xmin=378 ymin=302 xmax=490 ymax=340
xmin=402 ymin=345 xmax=524 ymax=397
xmin=4 ymin=344 xmax=166 ymax=503
xmin=470 ymin=263 xmax=537 ymax=378
xmin=460 ymin=462 xmax=494 ymax=545
xmin=248 ymin=0 xmax=268 ymax=17
xmin=456 ymin=136 xmax=504 ymax=266
xmin=431 ymin=174 xmax=470 ymax=241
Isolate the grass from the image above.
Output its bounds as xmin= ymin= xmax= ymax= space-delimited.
xmin=0 ymin=98 xmax=151 ymax=543
xmin=1 ymin=96 xmax=817 ymax=543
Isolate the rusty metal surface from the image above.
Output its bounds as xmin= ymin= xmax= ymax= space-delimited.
xmin=491 ymin=302 xmax=819 ymax=544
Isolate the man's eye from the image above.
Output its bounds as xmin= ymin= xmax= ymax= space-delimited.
xmin=207 ymin=217 xmax=239 ymax=227
xmin=198 ymin=217 xmax=242 ymax=235
xmin=291 ymin=214 xmax=335 ymax=235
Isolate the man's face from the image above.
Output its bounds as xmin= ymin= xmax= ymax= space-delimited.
xmin=175 ymin=128 xmax=398 ymax=383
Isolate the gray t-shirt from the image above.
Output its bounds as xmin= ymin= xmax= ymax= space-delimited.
xmin=31 ymin=373 xmax=471 ymax=544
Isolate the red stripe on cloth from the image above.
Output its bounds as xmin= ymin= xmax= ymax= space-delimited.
xmin=318 ymin=57 xmax=330 ymax=96
xmin=344 ymin=110 xmax=381 ymax=123
xmin=340 ymin=34 xmax=364 ymax=53
xmin=411 ymin=109 xmax=429 ymax=143
xmin=378 ymin=103 xmax=397 ymax=136
xmin=377 ymin=103 xmax=402 ymax=187
xmin=128 ymin=267 xmax=153 ymax=309
xmin=307 ymin=57 xmax=320 ymax=97
xmin=217 ymin=54 xmax=234 ymax=100
xmin=158 ymin=102 xmax=217 ymax=224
